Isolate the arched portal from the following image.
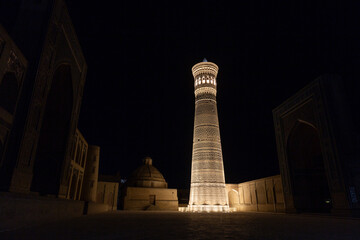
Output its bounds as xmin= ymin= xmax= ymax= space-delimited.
xmin=228 ymin=190 xmax=240 ymax=208
xmin=287 ymin=121 xmax=331 ymax=212
xmin=31 ymin=65 xmax=73 ymax=196
xmin=0 ymin=72 xmax=18 ymax=114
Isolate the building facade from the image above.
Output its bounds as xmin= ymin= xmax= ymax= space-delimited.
xmin=96 ymin=181 xmax=119 ymax=211
xmin=226 ymin=175 xmax=285 ymax=213
xmin=273 ymin=75 xmax=360 ymax=216
xmin=122 ymin=157 xmax=178 ymax=211
xmin=81 ymin=145 xmax=100 ymax=202
xmin=0 ymin=0 xmax=87 ymax=199
xmin=188 ymin=60 xmax=229 ymax=212
xmin=67 ymin=129 xmax=88 ymax=200
xmin=0 ymin=24 xmax=27 ymax=191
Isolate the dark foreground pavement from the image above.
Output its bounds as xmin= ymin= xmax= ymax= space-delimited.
xmin=1 ymin=211 xmax=360 ymax=240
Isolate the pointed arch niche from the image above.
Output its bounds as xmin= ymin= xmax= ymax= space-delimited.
xmin=287 ymin=120 xmax=331 ymax=212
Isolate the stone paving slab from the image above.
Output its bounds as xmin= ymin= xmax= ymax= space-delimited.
xmin=1 ymin=211 xmax=360 ymax=240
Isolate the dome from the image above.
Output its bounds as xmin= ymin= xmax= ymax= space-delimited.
xmin=127 ymin=157 xmax=168 ymax=188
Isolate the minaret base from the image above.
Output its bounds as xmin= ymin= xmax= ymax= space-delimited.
xmin=187 ymin=204 xmax=230 ymax=213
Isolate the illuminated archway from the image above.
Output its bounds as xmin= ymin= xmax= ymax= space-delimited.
xmin=228 ymin=189 xmax=240 ymax=208
xmin=31 ymin=65 xmax=73 ymax=196
xmin=287 ymin=121 xmax=331 ymax=212
xmin=0 ymin=72 xmax=18 ymax=114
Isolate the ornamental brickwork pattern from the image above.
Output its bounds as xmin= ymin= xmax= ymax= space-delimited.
xmin=188 ymin=61 xmax=229 ymax=212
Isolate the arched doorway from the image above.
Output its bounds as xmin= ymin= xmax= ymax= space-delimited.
xmin=287 ymin=121 xmax=331 ymax=212
xmin=228 ymin=190 xmax=240 ymax=208
xmin=0 ymin=72 xmax=18 ymax=114
xmin=31 ymin=65 xmax=73 ymax=196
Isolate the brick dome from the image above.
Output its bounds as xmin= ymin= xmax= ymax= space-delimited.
xmin=127 ymin=157 xmax=168 ymax=188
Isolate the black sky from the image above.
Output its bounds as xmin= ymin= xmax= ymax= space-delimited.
xmin=64 ymin=0 xmax=360 ymax=189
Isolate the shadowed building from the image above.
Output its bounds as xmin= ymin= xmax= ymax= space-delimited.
xmin=0 ymin=0 xmax=87 ymax=198
xmin=82 ymin=146 xmax=120 ymax=214
xmin=0 ymin=24 xmax=27 ymax=186
xmin=96 ymin=181 xmax=119 ymax=211
xmin=81 ymin=145 xmax=100 ymax=202
xmin=273 ymin=75 xmax=360 ymax=216
xmin=188 ymin=59 xmax=229 ymax=212
xmin=66 ymin=128 xmax=88 ymax=200
xmin=122 ymin=157 xmax=178 ymax=211
xmin=0 ymin=0 xmax=108 ymax=228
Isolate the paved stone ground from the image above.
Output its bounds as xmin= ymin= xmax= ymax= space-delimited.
xmin=1 ymin=211 xmax=360 ymax=240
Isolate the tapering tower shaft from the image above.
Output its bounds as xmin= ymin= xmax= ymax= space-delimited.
xmin=188 ymin=60 xmax=229 ymax=212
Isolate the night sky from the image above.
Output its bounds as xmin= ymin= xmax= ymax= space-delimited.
xmin=64 ymin=0 xmax=360 ymax=189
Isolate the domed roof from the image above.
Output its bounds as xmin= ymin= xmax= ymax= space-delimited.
xmin=127 ymin=157 xmax=168 ymax=188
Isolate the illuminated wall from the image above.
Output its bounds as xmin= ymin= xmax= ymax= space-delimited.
xmin=188 ymin=60 xmax=229 ymax=212
xmin=226 ymin=175 xmax=285 ymax=213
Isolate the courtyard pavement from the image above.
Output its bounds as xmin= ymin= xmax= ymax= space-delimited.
xmin=1 ymin=211 xmax=360 ymax=240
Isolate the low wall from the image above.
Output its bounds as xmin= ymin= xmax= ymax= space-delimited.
xmin=123 ymin=187 xmax=178 ymax=211
xmin=226 ymin=175 xmax=285 ymax=213
xmin=0 ymin=192 xmax=85 ymax=231
xmin=0 ymin=192 xmax=118 ymax=231
xmin=86 ymin=202 xmax=109 ymax=214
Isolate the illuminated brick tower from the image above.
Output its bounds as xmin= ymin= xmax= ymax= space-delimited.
xmin=188 ymin=59 xmax=229 ymax=212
